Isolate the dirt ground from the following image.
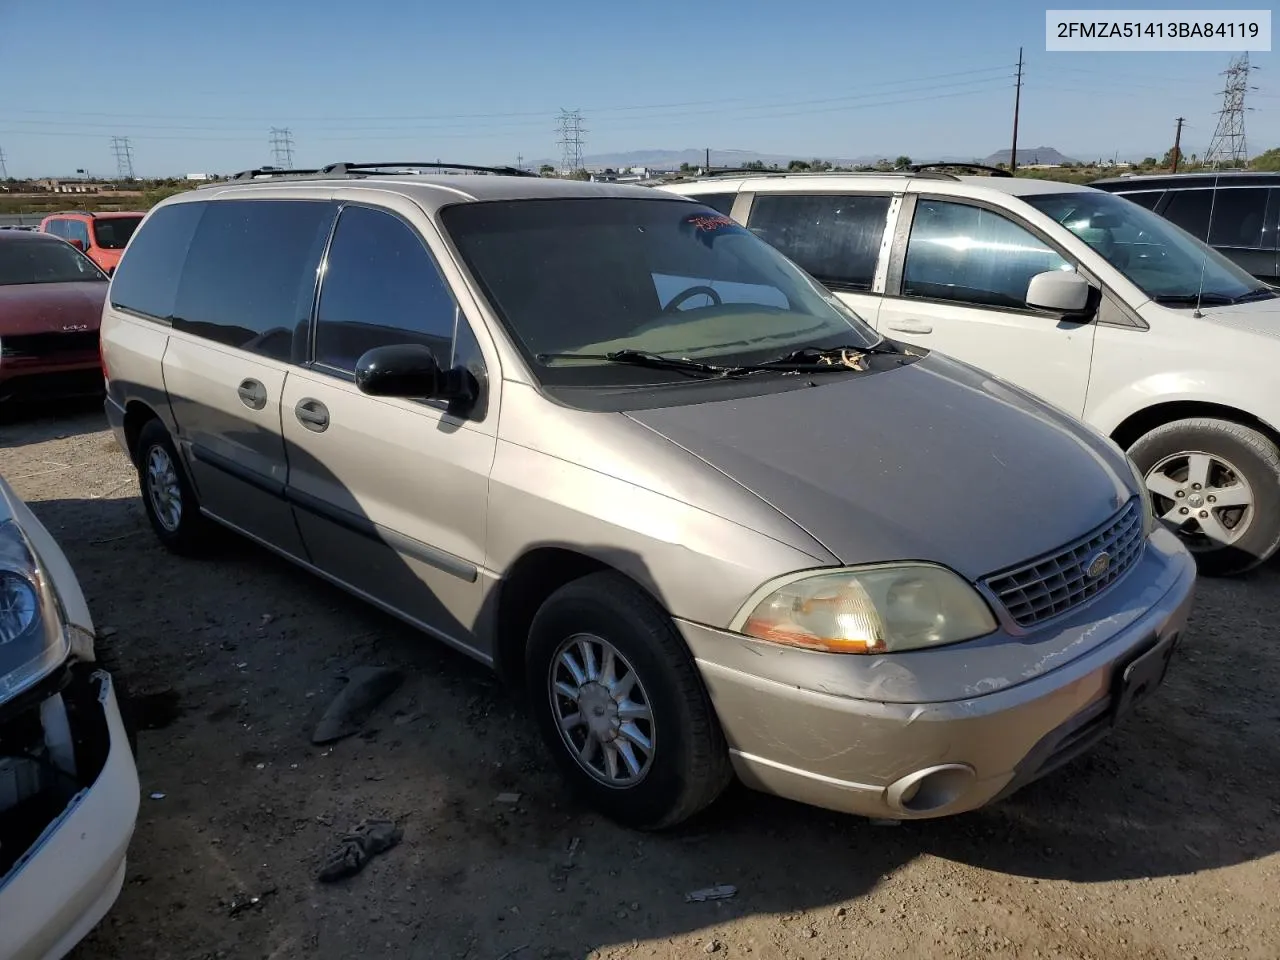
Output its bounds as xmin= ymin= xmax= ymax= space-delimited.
xmin=3 ymin=398 xmax=1278 ymax=960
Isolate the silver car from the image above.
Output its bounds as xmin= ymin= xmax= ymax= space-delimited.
xmin=100 ymin=163 xmax=1196 ymax=829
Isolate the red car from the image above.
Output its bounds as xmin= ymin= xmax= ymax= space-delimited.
xmin=0 ymin=230 xmax=108 ymax=402
xmin=39 ymin=211 xmax=145 ymax=275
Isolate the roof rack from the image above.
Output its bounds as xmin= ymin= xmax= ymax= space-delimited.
xmin=909 ymin=162 xmax=1013 ymax=178
xmin=319 ymin=161 xmax=538 ymax=178
xmin=657 ymin=168 xmax=963 ymax=185
xmin=228 ymin=166 xmax=324 ymax=182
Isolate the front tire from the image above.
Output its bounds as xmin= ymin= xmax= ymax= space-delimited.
xmin=135 ymin=419 xmax=212 ymax=555
xmin=1128 ymin=417 xmax=1280 ymax=576
xmin=526 ymin=572 xmax=732 ymax=830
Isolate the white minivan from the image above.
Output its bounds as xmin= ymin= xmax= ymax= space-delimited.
xmin=663 ymin=171 xmax=1280 ymax=575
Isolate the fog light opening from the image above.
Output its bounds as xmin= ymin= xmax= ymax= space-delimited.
xmin=886 ymin=764 xmax=976 ymax=814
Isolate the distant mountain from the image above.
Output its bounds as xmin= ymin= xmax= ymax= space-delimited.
xmin=983 ymin=146 xmax=1079 ymax=166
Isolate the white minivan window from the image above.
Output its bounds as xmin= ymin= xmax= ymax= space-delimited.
xmin=747 ymin=194 xmax=891 ymax=291
xmin=901 ymin=200 xmax=1070 ymax=309
xmin=1024 ymin=191 xmax=1277 ymax=307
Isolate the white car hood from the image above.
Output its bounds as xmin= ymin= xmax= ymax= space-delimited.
xmin=1195 ymin=297 xmax=1280 ymax=339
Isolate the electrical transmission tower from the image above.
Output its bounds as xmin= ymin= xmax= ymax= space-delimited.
xmin=1204 ymin=53 xmax=1256 ymax=168
xmin=0 ymin=145 xmax=8 ymax=180
xmin=110 ymin=136 xmax=135 ymax=180
xmin=269 ymin=127 xmax=295 ymax=169
xmin=557 ymin=109 xmax=585 ymax=176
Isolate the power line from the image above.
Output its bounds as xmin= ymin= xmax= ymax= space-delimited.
xmin=1204 ymin=53 xmax=1255 ymax=168
xmin=557 ymin=109 xmax=585 ymax=174
xmin=269 ymin=127 xmax=295 ymax=169
xmin=109 ymin=135 xmax=135 ymax=179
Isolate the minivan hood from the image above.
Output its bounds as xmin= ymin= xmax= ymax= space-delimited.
xmin=625 ymin=353 xmax=1136 ymax=582
xmin=0 ymin=282 xmax=107 ymax=335
xmin=1194 ymin=296 xmax=1280 ymax=339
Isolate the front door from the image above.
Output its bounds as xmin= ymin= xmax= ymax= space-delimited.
xmin=162 ymin=197 xmax=337 ymax=558
xmin=875 ymin=196 xmax=1096 ymax=416
xmin=280 ymin=202 xmax=496 ymax=655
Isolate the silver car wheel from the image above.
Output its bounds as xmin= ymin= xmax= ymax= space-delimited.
xmin=146 ymin=445 xmax=183 ymax=533
xmin=548 ymin=633 xmax=655 ymax=788
xmin=1145 ymin=450 xmax=1254 ymax=551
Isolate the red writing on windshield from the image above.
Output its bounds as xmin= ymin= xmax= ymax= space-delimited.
xmin=686 ymin=214 xmax=736 ymax=232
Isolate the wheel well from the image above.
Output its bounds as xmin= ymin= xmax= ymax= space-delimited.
xmin=492 ymin=548 xmax=620 ymax=688
xmin=1110 ymin=401 xmax=1280 ymax=453
xmin=122 ymin=401 xmax=160 ymax=464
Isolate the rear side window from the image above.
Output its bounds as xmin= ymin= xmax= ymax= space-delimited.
xmin=747 ymin=194 xmax=890 ymax=290
xmin=1159 ymin=189 xmax=1213 ymax=241
xmin=698 ymin=193 xmax=736 ymax=217
xmin=174 ymin=199 xmax=336 ymax=362
xmin=1119 ymin=191 xmax=1163 ymax=211
xmin=902 ymin=199 xmax=1070 ymax=309
xmin=110 ymin=202 xmax=206 ymax=320
xmin=313 ymin=204 xmax=458 ymax=372
xmin=1207 ymin=188 xmax=1269 ymax=248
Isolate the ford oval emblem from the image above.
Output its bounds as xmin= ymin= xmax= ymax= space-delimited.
xmin=1086 ymin=552 xmax=1111 ymax=579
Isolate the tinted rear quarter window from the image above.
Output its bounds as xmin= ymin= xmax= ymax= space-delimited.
xmin=1118 ymin=191 xmax=1163 ymax=211
xmin=697 ymin=193 xmax=736 ymax=217
xmin=747 ymin=193 xmax=890 ymax=290
xmin=1159 ymin=189 xmax=1213 ymax=241
xmin=1207 ymin=187 xmax=1270 ymax=248
xmin=110 ymin=202 xmax=206 ymax=320
xmin=173 ymin=199 xmax=336 ymax=362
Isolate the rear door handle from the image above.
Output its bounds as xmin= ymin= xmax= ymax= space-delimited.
xmin=237 ymin=378 xmax=268 ymax=410
xmin=294 ymin=398 xmax=330 ymax=432
xmin=886 ymin=320 xmax=933 ymax=335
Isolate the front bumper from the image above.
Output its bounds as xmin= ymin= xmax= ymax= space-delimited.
xmin=679 ymin=529 xmax=1197 ymax=820
xmin=0 ymin=670 xmax=140 ymax=960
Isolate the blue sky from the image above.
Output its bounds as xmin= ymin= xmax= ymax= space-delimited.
xmin=2 ymin=0 xmax=1275 ymax=176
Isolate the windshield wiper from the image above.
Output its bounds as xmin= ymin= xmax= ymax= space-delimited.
xmin=1230 ymin=288 xmax=1278 ymax=304
xmin=1151 ymin=293 xmax=1238 ymax=307
xmin=536 ymin=349 xmax=747 ymax=377
xmin=752 ymin=342 xmax=902 ymax=368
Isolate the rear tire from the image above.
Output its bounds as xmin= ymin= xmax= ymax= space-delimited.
xmin=1127 ymin=417 xmax=1280 ymax=577
xmin=134 ymin=419 xmax=212 ymax=555
xmin=525 ymin=572 xmax=732 ymax=831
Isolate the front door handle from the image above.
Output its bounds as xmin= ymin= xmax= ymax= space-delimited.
xmin=237 ymin=378 xmax=268 ymax=410
xmin=295 ymin=398 xmax=330 ymax=432
xmin=886 ymin=320 xmax=933 ymax=335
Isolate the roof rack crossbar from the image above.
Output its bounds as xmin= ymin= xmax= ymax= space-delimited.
xmin=908 ymin=162 xmax=1013 ymax=178
xmin=319 ymin=161 xmax=538 ymax=178
xmin=229 ymin=166 xmax=324 ymax=182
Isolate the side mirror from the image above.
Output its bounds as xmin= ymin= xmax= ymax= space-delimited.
xmin=1026 ymin=270 xmax=1092 ymax=315
xmin=67 ymin=238 xmax=85 ymax=252
xmin=354 ymin=343 xmax=476 ymax=405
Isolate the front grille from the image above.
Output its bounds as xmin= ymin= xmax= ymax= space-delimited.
xmin=0 ymin=330 xmax=98 ymax=360
xmin=982 ymin=499 xmax=1144 ymax=628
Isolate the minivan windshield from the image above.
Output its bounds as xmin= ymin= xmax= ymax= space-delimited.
xmin=0 ymin=237 xmax=107 ymax=285
xmin=1023 ymin=191 xmax=1276 ymax=307
xmin=441 ymin=197 xmax=881 ymax=386
xmin=92 ymin=215 xmax=143 ymax=250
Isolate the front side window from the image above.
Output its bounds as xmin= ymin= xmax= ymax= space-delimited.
xmin=0 ymin=238 xmax=106 ymax=285
xmin=43 ymin=219 xmax=66 ymax=238
xmin=66 ymin=219 xmax=91 ymax=248
xmin=748 ymin=194 xmax=891 ymax=291
xmin=173 ymin=199 xmax=336 ymax=362
xmin=440 ymin=198 xmax=879 ymax=387
xmin=902 ymin=200 xmax=1071 ymax=309
xmin=92 ymin=216 xmax=143 ymax=250
xmin=1023 ymin=190 xmax=1276 ymax=306
xmin=314 ymin=205 xmax=458 ymax=372
xmin=1160 ymin=189 xmax=1213 ymax=241
xmin=1207 ymin=188 xmax=1269 ymax=248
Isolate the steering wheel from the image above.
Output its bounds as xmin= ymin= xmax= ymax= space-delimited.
xmin=663 ymin=285 xmax=722 ymax=313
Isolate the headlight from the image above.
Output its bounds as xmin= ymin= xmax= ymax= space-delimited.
xmin=1123 ymin=454 xmax=1156 ymax=537
xmin=0 ymin=519 xmax=71 ymax=701
xmin=731 ymin=563 xmax=998 ymax=655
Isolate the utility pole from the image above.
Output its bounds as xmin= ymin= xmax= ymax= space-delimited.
xmin=269 ymin=127 xmax=295 ymax=169
xmin=1009 ymin=47 xmax=1024 ymax=174
xmin=0 ymin=145 xmax=8 ymax=180
xmin=1172 ymin=117 xmax=1185 ymax=172
xmin=516 ymin=153 xmax=523 ymax=172
xmin=705 ymin=147 xmax=710 ymax=172
xmin=110 ymin=136 xmax=135 ymax=180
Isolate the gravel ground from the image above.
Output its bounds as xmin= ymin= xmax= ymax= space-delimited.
xmin=2 ymin=398 xmax=1278 ymax=960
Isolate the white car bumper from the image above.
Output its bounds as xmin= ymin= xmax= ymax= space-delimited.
xmin=0 ymin=672 xmax=140 ymax=960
